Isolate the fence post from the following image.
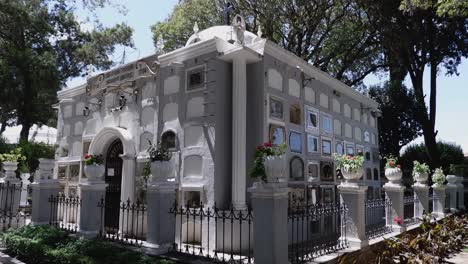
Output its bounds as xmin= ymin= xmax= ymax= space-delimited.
xmin=457 ymin=176 xmax=465 ymax=210
xmin=337 ymin=184 xmax=368 ymax=248
xmin=446 ymin=176 xmax=458 ymax=213
xmin=249 ymin=182 xmax=289 ymax=264
xmin=146 ymin=181 xmax=178 ymax=249
xmin=79 ymin=181 xmax=107 ymax=237
xmin=31 ymin=159 xmax=59 ymax=225
xmin=412 ymin=184 xmax=429 ymax=219
xmin=383 ymin=183 xmax=405 ymax=233
xmin=432 ymin=185 xmax=446 ymax=219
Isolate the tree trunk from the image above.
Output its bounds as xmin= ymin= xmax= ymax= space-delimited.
xmin=20 ymin=123 xmax=31 ymax=143
xmin=425 ymin=63 xmax=440 ymax=169
xmin=0 ymin=121 xmax=6 ymax=136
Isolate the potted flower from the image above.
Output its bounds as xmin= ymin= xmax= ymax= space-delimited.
xmin=384 ymin=155 xmax=402 ymax=185
xmin=0 ymin=148 xmax=26 ymax=181
xmin=249 ymin=142 xmax=287 ymax=183
xmin=83 ymin=154 xmax=104 ymax=182
xmin=432 ymin=167 xmax=446 ymax=187
xmin=147 ymin=141 xmax=172 ymax=183
xmin=19 ymin=162 xmax=31 ymax=182
xmin=333 ymin=154 xmax=364 ymax=185
xmin=412 ymin=160 xmax=430 ymax=185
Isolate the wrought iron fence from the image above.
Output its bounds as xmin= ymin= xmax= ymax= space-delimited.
xmin=288 ymin=202 xmax=348 ymax=264
xmin=49 ymin=194 xmax=81 ymax=233
xmin=170 ymin=203 xmax=254 ymax=263
xmin=97 ymin=198 xmax=146 ymax=246
xmin=403 ymin=195 xmax=420 ymax=226
xmin=365 ymin=198 xmax=392 ymax=239
xmin=0 ymin=182 xmax=30 ymax=232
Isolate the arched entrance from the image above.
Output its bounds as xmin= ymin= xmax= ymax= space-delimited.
xmin=104 ymin=139 xmax=123 ymax=231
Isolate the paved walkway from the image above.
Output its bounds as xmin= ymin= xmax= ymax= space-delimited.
xmin=446 ymin=247 xmax=468 ymax=264
xmin=0 ymin=251 xmax=24 ymax=264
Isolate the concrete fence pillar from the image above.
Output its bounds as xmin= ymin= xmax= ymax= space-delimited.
xmin=383 ymin=183 xmax=405 ymax=233
xmin=446 ymin=175 xmax=458 ymax=212
xmin=31 ymin=159 xmax=59 ymax=225
xmin=432 ymin=185 xmax=446 ymax=219
xmin=249 ymin=183 xmax=289 ymax=264
xmin=337 ymin=184 xmax=368 ymax=248
xmin=412 ymin=184 xmax=429 ymax=218
xmin=146 ymin=182 xmax=178 ymax=249
xmin=456 ymin=176 xmax=465 ymax=209
xmin=79 ymin=181 xmax=107 ymax=237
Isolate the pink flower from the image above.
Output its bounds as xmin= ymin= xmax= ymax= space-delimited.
xmin=264 ymin=142 xmax=272 ymax=147
xmin=257 ymin=145 xmax=264 ymax=151
xmin=84 ymin=154 xmax=91 ymax=159
xmin=393 ymin=217 xmax=403 ymax=225
xmin=397 ymin=165 xmax=401 ymax=168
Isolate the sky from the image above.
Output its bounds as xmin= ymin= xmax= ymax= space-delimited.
xmin=66 ymin=0 xmax=468 ymax=154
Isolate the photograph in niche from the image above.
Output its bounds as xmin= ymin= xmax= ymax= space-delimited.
xmin=307 ymin=134 xmax=318 ymax=153
xmin=289 ymin=131 xmax=302 ymax=153
xmin=269 ymin=124 xmax=286 ymax=145
xmin=269 ymin=97 xmax=284 ymax=120
xmin=305 ymin=108 xmax=318 ymax=130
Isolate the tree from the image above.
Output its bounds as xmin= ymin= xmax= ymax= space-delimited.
xmin=368 ymin=81 xmax=422 ymax=157
xmin=0 ymin=0 xmax=134 ymax=142
xmin=361 ymin=0 xmax=468 ymax=168
xmin=151 ymin=0 xmax=386 ymax=89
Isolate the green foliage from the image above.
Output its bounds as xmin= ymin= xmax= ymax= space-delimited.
xmin=412 ymin=160 xmax=430 ymax=177
xmin=368 ymin=81 xmax=422 ymax=157
xmin=249 ymin=142 xmax=287 ymax=182
xmin=384 ymin=155 xmax=400 ymax=169
xmin=0 ymin=148 xmax=26 ymax=163
xmin=142 ymin=161 xmax=151 ymax=182
xmin=83 ymin=154 xmax=103 ymax=165
xmin=333 ymin=154 xmax=365 ymax=172
xmin=147 ymin=141 xmax=172 ymax=162
xmin=0 ymin=0 xmax=133 ymax=141
xmin=432 ymin=167 xmax=446 ymax=186
xmin=18 ymin=141 xmax=55 ymax=173
xmin=399 ymin=0 xmax=468 ymax=17
xmin=400 ymin=141 xmax=464 ymax=176
xmin=1 ymin=225 xmax=173 ymax=264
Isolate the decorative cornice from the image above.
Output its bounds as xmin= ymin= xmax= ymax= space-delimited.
xmin=57 ymin=84 xmax=86 ymax=100
xmin=263 ymin=41 xmax=379 ymax=109
xmin=158 ymin=38 xmax=220 ymax=67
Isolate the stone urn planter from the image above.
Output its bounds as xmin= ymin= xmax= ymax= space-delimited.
xmin=446 ymin=175 xmax=457 ymax=187
xmin=84 ymin=164 xmax=105 ymax=182
xmin=35 ymin=158 xmax=55 ymax=182
xmin=150 ymin=160 xmax=172 ymax=184
xmin=264 ymin=155 xmax=286 ymax=183
xmin=413 ymin=172 xmax=429 ymax=185
xmin=2 ymin=161 xmax=18 ymax=181
xmin=385 ymin=167 xmax=402 ymax=185
xmin=342 ymin=167 xmax=363 ymax=186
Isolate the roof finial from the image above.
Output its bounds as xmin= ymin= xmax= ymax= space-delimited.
xmin=193 ymin=22 xmax=199 ymax=35
xmin=257 ymin=25 xmax=263 ymax=38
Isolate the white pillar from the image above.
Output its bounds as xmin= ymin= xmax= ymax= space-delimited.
xmin=79 ymin=181 xmax=107 ymax=237
xmin=412 ymin=184 xmax=429 ymax=218
xmin=338 ymin=184 xmax=368 ymax=248
xmin=232 ymin=57 xmax=247 ymax=210
xmin=383 ymin=183 xmax=406 ymax=233
xmin=432 ymin=185 xmax=446 ymax=219
xmin=120 ymin=154 xmax=135 ymax=202
xmin=457 ymin=176 xmax=465 ymax=209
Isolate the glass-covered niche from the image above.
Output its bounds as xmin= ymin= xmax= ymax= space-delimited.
xmin=307 ymin=134 xmax=318 ymax=153
xmin=289 ymin=103 xmax=301 ymax=125
xmin=289 ymin=131 xmax=302 ymax=153
xmin=269 ymin=124 xmax=285 ymax=145
xmin=290 ymin=156 xmax=304 ymax=181
xmin=269 ymin=96 xmax=284 ymax=120
xmin=335 ymin=141 xmax=344 ymax=155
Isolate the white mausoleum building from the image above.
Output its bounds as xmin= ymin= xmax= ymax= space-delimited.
xmin=55 ymin=16 xmax=381 ymax=210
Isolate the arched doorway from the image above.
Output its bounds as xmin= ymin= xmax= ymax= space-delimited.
xmin=105 ymin=139 xmax=123 ymax=231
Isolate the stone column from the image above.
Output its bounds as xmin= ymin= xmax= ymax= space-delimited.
xmin=232 ymin=57 xmax=247 ymax=210
xmin=432 ymin=185 xmax=447 ymax=219
xmin=121 ymin=154 xmax=135 ymax=202
xmin=79 ymin=181 xmax=107 ymax=237
xmin=412 ymin=184 xmax=429 ymax=218
xmin=31 ymin=159 xmax=59 ymax=225
xmin=20 ymin=173 xmax=31 ymax=206
xmin=146 ymin=182 xmax=178 ymax=249
xmin=446 ymin=175 xmax=458 ymax=212
xmin=249 ymin=183 xmax=289 ymax=264
xmin=456 ymin=176 xmax=465 ymax=209
xmin=383 ymin=183 xmax=406 ymax=232
xmin=338 ymin=184 xmax=368 ymax=248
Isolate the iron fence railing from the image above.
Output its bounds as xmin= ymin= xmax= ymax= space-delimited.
xmin=170 ymin=203 xmax=254 ymax=263
xmin=0 ymin=182 xmax=30 ymax=232
xmin=97 ymin=198 xmax=146 ymax=246
xmin=403 ymin=195 xmax=420 ymax=226
xmin=49 ymin=194 xmax=81 ymax=233
xmin=287 ymin=202 xmax=348 ymax=264
xmin=365 ymin=198 xmax=392 ymax=239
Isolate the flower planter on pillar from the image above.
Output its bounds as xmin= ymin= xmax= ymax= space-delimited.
xmin=2 ymin=162 xmax=19 ymax=182
xmin=413 ymin=172 xmax=429 ymax=186
xmin=35 ymin=158 xmax=55 ymax=183
xmin=340 ymin=167 xmax=363 ymax=187
xmin=264 ymin=155 xmax=286 ymax=184
xmin=83 ymin=164 xmax=105 ymax=183
xmin=446 ymin=175 xmax=458 ymax=212
xmin=385 ymin=167 xmax=403 ymax=187
xmin=150 ymin=161 xmax=172 ymax=184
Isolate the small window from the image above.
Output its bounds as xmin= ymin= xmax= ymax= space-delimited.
xmin=335 ymin=142 xmax=344 ymax=155
xmin=289 ymin=104 xmax=301 ymax=125
xmin=290 ymin=156 xmax=304 ymax=181
xmin=187 ymin=67 xmax=205 ymax=91
xmin=373 ymin=168 xmax=379 ymax=181
xmin=322 ymin=139 xmax=332 ymax=155
xmin=321 ymin=114 xmax=332 ymax=134
xmin=161 ymin=131 xmax=177 ymax=150
xmin=184 ymin=191 xmax=201 ymax=208
xmin=307 ymin=134 xmax=319 ymax=153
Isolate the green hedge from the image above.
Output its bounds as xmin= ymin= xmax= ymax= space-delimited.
xmin=1 ymin=225 xmax=173 ymax=264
